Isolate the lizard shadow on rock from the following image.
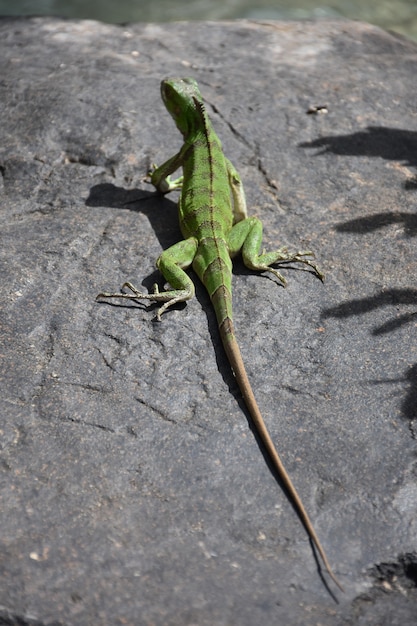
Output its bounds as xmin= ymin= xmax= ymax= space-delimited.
xmin=86 ymin=182 xmax=181 ymax=252
xmin=322 ymin=288 xmax=417 ymax=422
xmin=86 ymin=182 xmax=189 ymax=298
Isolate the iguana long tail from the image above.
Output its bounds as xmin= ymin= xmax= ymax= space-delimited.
xmin=220 ymin=317 xmax=344 ymax=592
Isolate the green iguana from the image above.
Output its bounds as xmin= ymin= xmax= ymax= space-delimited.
xmin=97 ymin=77 xmax=343 ymax=591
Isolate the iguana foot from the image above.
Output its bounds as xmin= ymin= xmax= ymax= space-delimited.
xmin=270 ymin=249 xmax=324 ymax=283
xmin=148 ymin=163 xmax=183 ymax=193
xmin=97 ymin=281 xmax=192 ymax=321
xmin=247 ymin=247 xmax=324 ymax=285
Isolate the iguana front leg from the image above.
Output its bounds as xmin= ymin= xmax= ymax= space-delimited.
xmin=225 ymin=158 xmax=248 ymax=224
xmin=149 ymin=143 xmax=189 ymax=193
xmin=227 ymin=216 xmax=324 ymax=284
xmin=97 ymin=237 xmax=198 ymax=320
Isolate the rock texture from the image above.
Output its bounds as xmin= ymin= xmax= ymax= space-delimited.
xmin=1 ymin=16 xmax=417 ymax=626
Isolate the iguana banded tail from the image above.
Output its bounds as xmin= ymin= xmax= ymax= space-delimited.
xmin=97 ymin=77 xmax=343 ymax=591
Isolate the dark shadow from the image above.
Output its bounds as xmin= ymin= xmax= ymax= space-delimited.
xmin=87 ymin=182 xmax=189 ymax=306
xmin=368 ymin=363 xmax=417 ymax=422
xmin=322 ymin=288 xmax=417 ymax=335
xmin=322 ymin=288 xmax=417 ymax=317
xmin=334 ymin=212 xmax=417 ymax=237
xmin=402 ymin=364 xmax=417 ymax=421
xmin=299 ymin=126 xmax=417 ymax=169
xmin=324 ymin=289 xmax=417 ymax=423
xmin=372 ymin=311 xmax=417 ymax=336
xmin=86 ymin=182 xmax=181 ymax=252
xmin=300 ymin=126 xmax=417 ymax=236
xmin=405 ymin=177 xmax=417 ymax=190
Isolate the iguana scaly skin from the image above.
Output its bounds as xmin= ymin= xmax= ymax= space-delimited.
xmin=97 ymin=77 xmax=343 ymax=591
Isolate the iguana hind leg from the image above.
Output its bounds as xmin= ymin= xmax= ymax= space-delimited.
xmin=227 ymin=216 xmax=324 ymax=284
xmin=97 ymin=236 xmax=198 ymax=320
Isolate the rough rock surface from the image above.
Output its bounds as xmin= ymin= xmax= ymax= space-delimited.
xmin=1 ymin=16 xmax=417 ymax=626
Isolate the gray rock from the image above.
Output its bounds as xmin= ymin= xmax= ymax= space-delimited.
xmin=1 ymin=16 xmax=417 ymax=626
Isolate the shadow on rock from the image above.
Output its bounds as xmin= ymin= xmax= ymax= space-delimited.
xmin=322 ymin=288 xmax=417 ymax=334
xmin=324 ymin=290 xmax=417 ymax=422
xmin=299 ymin=126 xmax=417 ymax=169
xmin=334 ymin=211 xmax=417 ymax=237
xmin=86 ymin=182 xmax=180 ymax=252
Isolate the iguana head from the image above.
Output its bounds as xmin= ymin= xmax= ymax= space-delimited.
xmin=160 ymin=77 xmax=208 ymax=138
